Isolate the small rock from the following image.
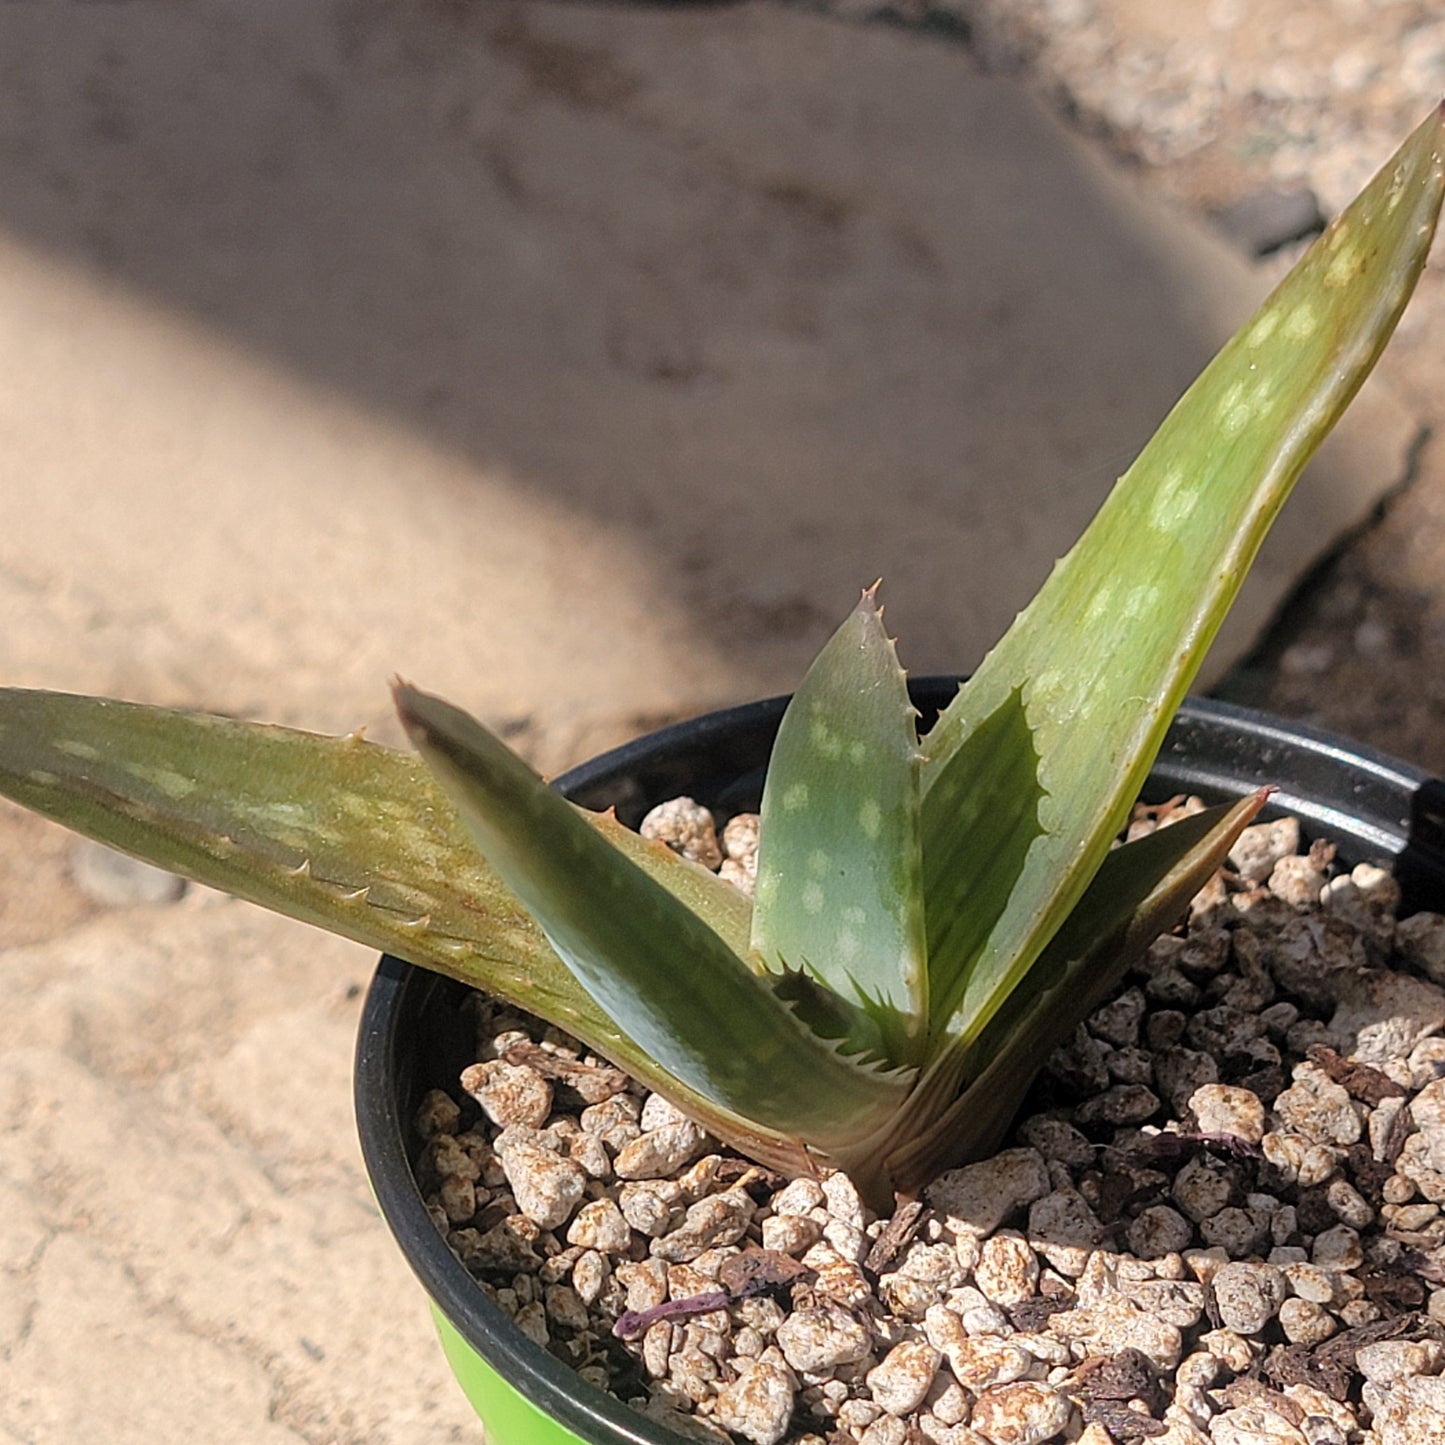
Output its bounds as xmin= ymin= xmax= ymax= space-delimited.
xmin=1190 ymin=1085 xmax=1266 ymax=1144
xmin=1277 ymin=1297 xmax=1336 ymax=1346
xmin=1398 ymin=1132 xmax=1445 ymax=1203
xmin=1398 ymin=913 xmax=1445 ymax=985
xmin=614 ymin=1121 xmax=709 ymax=1180
xmin=1372 ymin=1374 xmax=1445 ymax=1445
xmin=1090 ymin=988 xmax=1148 ymax=1047
xmin=1355 ymin=1339 xmax=1445 ymax=1387
xmin=1273 ymin=1065 xmax=1361 ymax=1147
xmin=879 ymin=1270 xmax=942 ymax=1321
xmin=1173 ymin=1154 xmax=1236 ymax=1224
xmin=415 ymin=1089 xmax=462 ymax=1140
xmin=761 ymin=1213 xmax=823 ymax=1256
xmin=1049 ymin=1027 xmax=1112 ymax=1092
xmin=867 ymin=1340 xmax=942 ymax=1416
xmin=716 ymin=1359 xmax=796 ymax=1445
xmin=1157 ymin=1050 xmax=1221 ymax=1113
xmin=1267 ymin=916 xmax=1368 ymax=1008
xmin=494 ymin=1133 xmax=587 ymax=1230
xmin=652 ymin=1189 xmax=754 ymax=1263
xmin=1209 ymin=1402 xmax=1308 ymax=1445
xmin=1201 ymin=1207 xmax=1271 ymax=1259
xmin=860 ymin=1417 xmax=911 ymax=1445
xmin=969 ymin=1382 xmax=1071 ymax=1445
xmin=1260 ymin=1131 xmax=1339 ymax=1189
xmin=571 ymin=1249 xmax=608 ymax=1305
xmin=616 ymin=1257 xmax=669 ymax=1313
xmin=1211 ymin=1262 xmax=1287 ymax=1335
xmin=1229 ymin=818 xmax=1303 ymax=883
xmin=772 ymin=1178 xmax=826 ymax=1215
xmin=1075 ymin=1084 xmax=1161 ymax=1126
xmin=1324 ymin=1177 xmax=1373 ymax=1229
xmin=1413 ymin=1078 xmax=1445 ymax=1131
xmin=776 ymin=1303 xmax=872 ymax=1372
xmin=1130 ymin=1279 xmax=1207 ymax=1328
xmin=640 ymin=797 xmax=723 ymax=869
xmin=579 ymin=1094 xmax=641 ymax=1151
xmin=1197 ymin=1328 xmax=1257 ymax=1374
xmin=1310 ymin=1225 xmax=1362 ymax=1271
xmin=1129 ymin=1205 xmax=1196 ymax=1257
xmin=721 ymin=813 xmax=760 ymax=893
xmin=619 ymin=1180 xmax=684 ymax=1237
xmin=1018 ymin=1117 xmax=1095 ymax=1167
xmin=975 ymin=1233 xmax=1041 ymax=1307
xmin=1268 ymin=855 xmax=1330 ymax=909
xmin=460 ymin=1060 xmax=554 ymax=1129
xmin=566 ymin=1197 xmax=632 ymax=1253
xmin=926 ymin=1149 xmax=1050 ymax=1237
xmin=1027 ymin=1190 xmax=1102 ymax=1277
xmin=1282 ymin=1262 xmax=1346 ymax=1305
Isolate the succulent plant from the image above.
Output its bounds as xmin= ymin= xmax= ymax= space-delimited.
xmin=1 ymin=110 xmax=1441 ymax=1210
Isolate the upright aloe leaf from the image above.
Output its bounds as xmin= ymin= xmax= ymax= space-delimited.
xmin=751 ymin=588 xmax=929 ymax=1065
xmin=395 ymin=684 xmax=911 ymax=1151
xmin=920 ymin=104 xmax=1445 ymax=1051
xmin=919 ymin=688 xmax=1044 ymax=1036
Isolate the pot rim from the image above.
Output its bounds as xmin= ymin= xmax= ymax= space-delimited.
xmin=355 ymin=685 xmax=1445 ymax=1443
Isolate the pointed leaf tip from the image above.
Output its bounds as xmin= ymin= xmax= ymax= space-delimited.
xmin=752 ymin=598 xmax=929 ymax=1063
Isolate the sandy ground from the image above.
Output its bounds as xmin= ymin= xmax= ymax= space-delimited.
xmin=0 ymin=2 xmax=1441 ymax=1441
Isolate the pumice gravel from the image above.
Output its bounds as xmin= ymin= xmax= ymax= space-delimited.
xmin=416 ymin=796 xmax=1445 ymax=1445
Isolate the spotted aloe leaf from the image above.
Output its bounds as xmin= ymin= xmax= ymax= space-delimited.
xmin=395 ymin=684 xmax=911 ymax=1152
xmin=751 ymin=587 xmax=928 ymax=1066
xmin=0 ymin=686 xmax=833 ymax=1175
xmin=918 ymin=103 xmax=1445 ymax=1060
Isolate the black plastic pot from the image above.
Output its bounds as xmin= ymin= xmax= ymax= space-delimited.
xmin=354 ymin=684 xmax=1445 ymax=1445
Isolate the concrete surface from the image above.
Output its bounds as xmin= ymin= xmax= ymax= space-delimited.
xmin=0 ymin=2 xmax=1436 ymax=1441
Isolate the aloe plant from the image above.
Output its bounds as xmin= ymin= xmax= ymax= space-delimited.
xmin=1 ymin=109 xmax=1441 ymax=1209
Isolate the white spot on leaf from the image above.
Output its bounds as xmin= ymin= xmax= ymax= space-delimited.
xmin=1325 ymin=247 xmax=1360 ymax=289
xmin=124 ymin=762 xmax=196 ymax=799
xmin=1123 ymin=584 xmax=1160 ymax=620
xmin=1148 ymin=466 xmax=1197 ymax=531
xmin=858 ymin=799 xmax=882 ymax=838
xmin=1285 ymin=306 xmax=1319 ymax=340
xmin=1246 ymin=312 xmax=1279 ymax=348
xmin=802 ymin=882 xmax=825 ymax=915
xmin=783 ymin=783 xmax=809 ymax=813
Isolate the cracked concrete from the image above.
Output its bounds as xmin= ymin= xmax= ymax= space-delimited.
xmin=0 ymin=1 xmax=1439 ymax=1440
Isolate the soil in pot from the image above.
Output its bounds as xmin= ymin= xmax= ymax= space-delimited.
xmin=409 ymin=790 xmax=1445 ymax=1445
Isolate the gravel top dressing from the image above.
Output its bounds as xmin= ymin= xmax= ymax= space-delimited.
xmin=415 ymin=797 xmax=1445 ymax=1445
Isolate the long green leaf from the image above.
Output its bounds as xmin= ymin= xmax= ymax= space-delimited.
xmin=751 ymin=588 xmax=928 ymax=1064
xmin=920 ymin=104 xmax=1445 ymax=1055
xmin=888 ymin=789 xmax=1269 ymax=1192
xmin=395 ymin=684 xmax=910 ymax=1150
xmin=920 ymin=688 xmax=1044 ymax=1035
xmin=0 ymin=687 xmax=828 ymax=1175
